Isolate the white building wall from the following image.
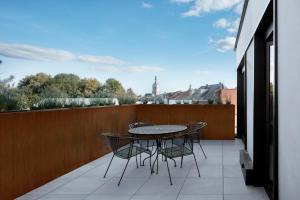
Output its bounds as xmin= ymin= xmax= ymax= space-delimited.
xmin=277 ymin=0 xmax=300 ymax=199
xmin=236 ymin=0 xmax=270 ymax=65
xmin=246 ymin=40 xmax=254 ymax=160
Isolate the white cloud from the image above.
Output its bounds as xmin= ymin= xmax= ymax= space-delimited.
xmin=142 ymin=2 xmax=154 ymax=9
xmin=214 ymin=18 xmax=231 ymax=28
xmin=227 ymin=18 xmax=240 ymax=33
xmin=77 ymin=55 xmax=124 ymax=65
xmin=213 ymin=17 xmax=240 ymax=33
xmin=0 ymin=42 xmax=125 ymax=65
xmin=234 ymin=2 xmax=244 ymax=14
xmin=182 ymin=0 xmax=242 ymax=17
xmin=0 ymin=43 xmax=75 ymax=61
xmin=89 ymin=65 xmax=164 ymax=73
xmin=170 ymin=0 xmax=193 ymax=4
xmin=216 ymin=36 xmax=236 ymax=52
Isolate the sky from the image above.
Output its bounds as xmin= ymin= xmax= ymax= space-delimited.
xmin=0 ymin=0 xmax=243 ymax=95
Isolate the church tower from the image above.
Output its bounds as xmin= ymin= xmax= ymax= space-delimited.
xmin=152 ymin=76 xmax=160 ymax=96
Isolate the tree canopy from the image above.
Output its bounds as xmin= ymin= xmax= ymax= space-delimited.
xmin=1 ymin=73 xmax=136 ymax=111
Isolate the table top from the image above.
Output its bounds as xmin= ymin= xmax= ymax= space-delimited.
xmin=128 ymin=125 xmax=187 ymax=135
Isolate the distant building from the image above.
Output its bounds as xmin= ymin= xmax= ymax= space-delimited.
xmin=165 ymin=83 xmax=225 ymax=104
xmin=152 ymin=76 xmax=159 ymax=96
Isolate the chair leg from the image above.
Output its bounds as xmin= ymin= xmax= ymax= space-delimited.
xmin=180 ymin=156 xmax=183 ymax=168
xmin=118 ymin=158 xmax=131 ymax=186
xmin=149 ymin=153 xmax=152 ymax=173
xmin=135 ymin=154 xmax=139 ymax=168
xmin=151 ymin=153 xmax=158 ymax=174
xmin=140 ymin=153 xmax=142 ymax=165
xmin=198 ymin=142 xmax=207 ymax=159
xmin=166 ymin=158 xmax=173 ymax=185
xmin=104 ymin=154 xmax=115 ymax=178
xmin=192 ymin=153 xmax=201 ymax=177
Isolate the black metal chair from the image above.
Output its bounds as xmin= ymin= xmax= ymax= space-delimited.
xmin=160 ymin=131 xmax=201 ymax=185
xmin=128 ymin=122 xmax=156 ymax=165
xmin=102 ymin=133 xmax=152 ymax=186
xmin=187 ymin=122 xmax=207 ymax=159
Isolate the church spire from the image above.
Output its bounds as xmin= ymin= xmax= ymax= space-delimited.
xmin=152 ymin=75 xmax=159 ymax=96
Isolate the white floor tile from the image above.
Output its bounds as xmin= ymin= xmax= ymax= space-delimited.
xmin=94 ymin=177 xmax=148 ymax=196
xmin=180 ymin=178 xmax=223 ymax=195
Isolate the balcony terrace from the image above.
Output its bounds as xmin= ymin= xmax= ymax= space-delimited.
xmin=0 ymin=104 xmax=268 ymax=199
xmin=17 ymin=139 xmax=268 ymax=200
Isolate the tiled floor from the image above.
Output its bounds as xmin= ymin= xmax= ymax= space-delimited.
xmin=17 ymin=140 xmax=269 ymax=200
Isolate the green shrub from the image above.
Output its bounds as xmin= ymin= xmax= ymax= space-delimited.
xmin=118 ymin=96 xmax=135 ymax=105
xmin=32 ymin=99 xmax=65 ymax=110
xmin=175 ymin=100 xmax=181 ymax=104
xmin=64 ymin=99 xmax=85 ymax=108
xmin=89 ymin=98 xmax=114 ymax=107
xmin=208 ymin=99 xmax=214 ymax=104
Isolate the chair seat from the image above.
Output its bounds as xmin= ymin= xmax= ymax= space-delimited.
xmin=161 ymin=146 xmax=192 ymax=158
xmin=115 ymin=145 xmax=151 ymax=159
xmin=136 ymin=140 xmax=156 ymax=148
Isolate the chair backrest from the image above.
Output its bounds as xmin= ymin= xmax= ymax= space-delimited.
xmin=101 ymin=133 xmax=120 ymax=153
xmin=187 ymin=122 xmax=207 ymax=135
xmin=101 ymin=133 xmax=132 ymax=154
xmin=186 ymin=122 xmax=207 ymax=149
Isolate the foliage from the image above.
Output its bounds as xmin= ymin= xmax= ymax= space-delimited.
xmin=0 ymin=76 xmax=21 ymax=111
xmin=103 ymin=78 xmax=125 ymax=97
xmin=31 ymin=99 xmax=65 ymax=110
xmin=183 ymin=100 xmax=190 ymax=104
xmin=156 ymin=97 xmax=164 ymax=104
xmin=51 ymin=73 xmax=81 ymax=97
xmin=118 ymin=95 xmax=136 ymax=105
xmin=175 ymin=100 xmax=181 ymax=104
xmin=41 ymin=86 xmax=68 ymax=98
xmin=63 ymin=99 xmax=85 ymax=108
xmin=1 ymin=72 xmax=136 ymax=111
xmin=89 ymin=98 xmax=114 ymax=107
xmin=18 ymin=73 xmax=51 ymax=94
xmin=126 ymin=88 xmax=137 ymax=99
xmin=208 ymin=99 xmax=214 ymax=104
xmin=79 ymin=78 xmax=101 ymax=97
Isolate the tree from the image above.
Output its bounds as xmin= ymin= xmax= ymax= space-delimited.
xmin=103 ymin=78 xmax=125 ymax=97
xmin=51 ymin=73 xmax=81 ymax=97
xmin=18 ymin=73 xmax=52 ymax=94
xmin=17 ymin=73 xmax=52 ymax=108
xmin=79 ymin=78 xmax=101 ymax=97
xmin=126 ymin=88 xmax=137 ymax=99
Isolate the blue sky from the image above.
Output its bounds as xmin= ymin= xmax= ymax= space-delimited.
xmin=0 ymin=0 xmax=243 ymax=95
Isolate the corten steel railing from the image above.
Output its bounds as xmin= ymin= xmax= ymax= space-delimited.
xmin=0 ymin=104 xmax=234 ymax=200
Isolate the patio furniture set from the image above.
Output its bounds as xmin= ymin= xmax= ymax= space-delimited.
xmin=101 ymin=122 xmax=207 ymax=186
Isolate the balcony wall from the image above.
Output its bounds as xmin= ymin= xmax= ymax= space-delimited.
xmin=0 ymin=104 xmax=234 ymax=200
xmin=136 ymin=104 xmax=235 ymax=140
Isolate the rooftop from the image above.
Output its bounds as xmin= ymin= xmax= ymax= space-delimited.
xmin=17 ymin=139 xmax=268 ymax=200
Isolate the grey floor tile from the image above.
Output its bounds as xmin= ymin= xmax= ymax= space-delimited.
xmin=224 ymin=192 xmax=269 ymax=200
xmin=85 ymin=194 xmax=132 ymax=200
xmin=135 ymin=176 xmax=184 ymax=195
xmin=223 ymin=165 xmax=243 ymax=178
xmin=177 ymin=195 xmax=223 ymax=200
xmin=180 ymin=178 xmax=223 ymax=195
xmin=188 ymin=165 xmax=222 ymax=178
xmin=94 ymin=177 xmax=148 ymax=196
xmin=224 ymin=177 xmax=267 ymax=195
xmin=38 ymin=194 xmax=87 ymax=200
xmin=50 ymin=176 xmax=106 ymax=195
xmin=131 ymin=194 xmax=178 ymax=200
